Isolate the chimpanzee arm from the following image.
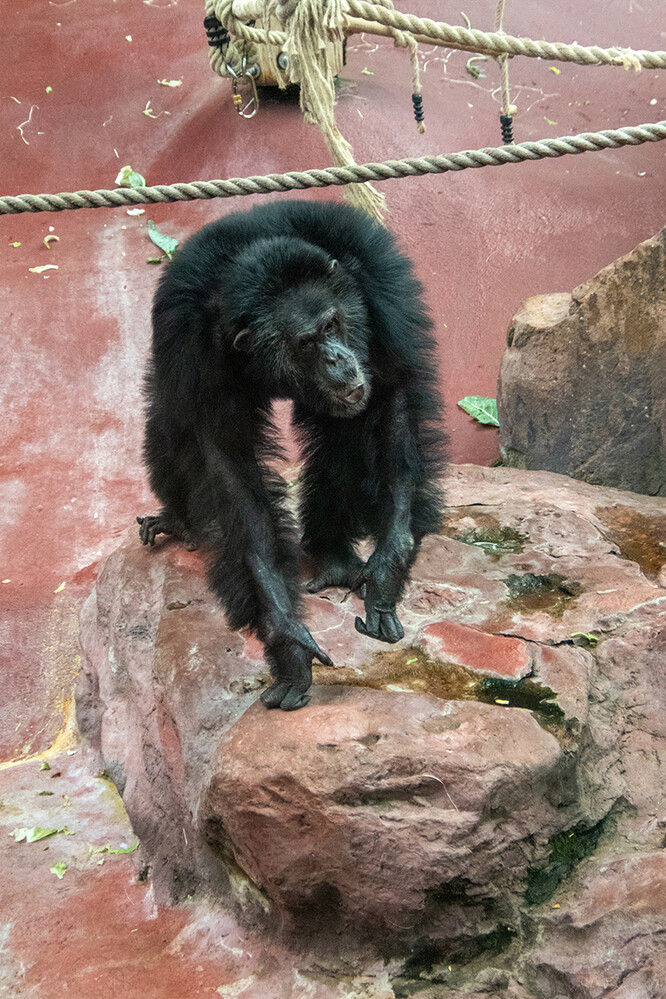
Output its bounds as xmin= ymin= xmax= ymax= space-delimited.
xmin=354 ymin=389 xmax=421 ymax=644
xmin=196 ymin=427 xmax=332 ymax=711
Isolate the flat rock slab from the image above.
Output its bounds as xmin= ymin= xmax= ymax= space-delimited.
xmin=76 ymin=465 xmax=666 ymax=995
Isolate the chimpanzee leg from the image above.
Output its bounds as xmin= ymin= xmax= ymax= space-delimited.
xmin=138 ymin=408 xmax=198 ymax=548
xmin=197 ymin=427 xmax=333 ymax=711
xmin=297 ymin=422 xmax=366 ymax=593
xmin=354 ymin=389 xmax=438 ymax=644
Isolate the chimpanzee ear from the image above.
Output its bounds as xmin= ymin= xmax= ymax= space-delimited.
xmin=328 ymin=258 xmax=340 ymax=274
xmin=233 ymin=328 xmax=252 ymax=352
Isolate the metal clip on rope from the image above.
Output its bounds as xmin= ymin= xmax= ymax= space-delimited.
xmin=227 ymin=56 xmax=260 ymax=119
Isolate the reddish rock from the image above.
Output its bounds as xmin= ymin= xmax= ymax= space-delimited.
xmin=497 ymin=228 xmax=666 ymax=496
xmin=200 ymin=687 xmax=565 ymax=938
xmin=417 ymin=619 xmax=533 ymax=679
xmin=528 ymin=853 xmax=666 ymax=999
xmin=76 ymin=465 xmax=666 ymax=991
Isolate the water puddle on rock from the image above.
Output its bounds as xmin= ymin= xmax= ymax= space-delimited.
xmin=440 ymin=511 xmax=528 ymax=559
xmin=502 ymin=572 xmax=581 ymax=618
xmin=595 ymin=505 xmax=666 ymax=579
xmin=314 ymin=648 xmax=564 ymax=725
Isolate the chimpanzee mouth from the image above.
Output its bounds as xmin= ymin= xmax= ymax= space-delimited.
xmin=342 ymin=384 xmax=365 ymax=405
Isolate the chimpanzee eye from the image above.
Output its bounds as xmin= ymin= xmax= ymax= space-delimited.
xmin=299 ymin=337 xmax=317 ymax=352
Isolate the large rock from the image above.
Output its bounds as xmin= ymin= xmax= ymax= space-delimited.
xmin=76 ymin=466 xmax=666 ymax=994
xmin=498 ymin=228 xmax=666 ymax=495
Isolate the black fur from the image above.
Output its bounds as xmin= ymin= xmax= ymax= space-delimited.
xmin=138 ymin=200 xmax=447 ymax=710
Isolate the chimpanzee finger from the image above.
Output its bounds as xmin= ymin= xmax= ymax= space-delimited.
xmin=379 ymin=612 xmax=404 ymax=644
xmin=365 ymin=605 xmax=382 ymax=637
xmin=279 ymin=688 xmax=312 ymax=711
xmin=137 ymin=516 xmax=155 ymax=546
xmin=260 ymin=681 xmax=291 ymax=709
xmin=355 ymin=616 xmax=370 ymax=638
xmin=310 ymin=640 xmax=334 ymax=668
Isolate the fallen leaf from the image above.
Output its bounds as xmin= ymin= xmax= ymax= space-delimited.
xmin=115 ymin=165 xmax=146 ymax=188
xmin=147 ymin=220 xmax=179 ymax=260
xmin=50 ymin=862 xmax=67 ymax=879
xmin=89 ymin=841 xmax=139 ymax=855
xmin=10 ymin=826 xmax=73 ymax=843
xmin=29 ymin=264 xmax=58 ymax=274
xmin=457 ymin=396 xmax=500 ymax=427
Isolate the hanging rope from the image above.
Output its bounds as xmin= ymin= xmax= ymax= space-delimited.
xmin=2 ymin=120 xmax=664 ymax=215
xmin=494 ymin=0 xmax=514 ymax=143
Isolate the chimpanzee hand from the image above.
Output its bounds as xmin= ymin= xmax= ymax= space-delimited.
xmin=354 ymin=549 xmax=406 ymax=644
xmin=137 ymin=514 xmax=198 ymax=550
xmin=260 ymin=619 xmax=333 ymax=711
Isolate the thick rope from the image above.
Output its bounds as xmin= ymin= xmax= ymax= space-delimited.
xmin=216 ymin=0 xmax=666 ymax=69
xmin=344 ymin=1 xmax=665 ymax=67
xmin=2 ymin=121 xmax=664 ymax=215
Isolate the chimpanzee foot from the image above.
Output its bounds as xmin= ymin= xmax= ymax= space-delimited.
xmin=137 ymin=513 xmax=197 ymax=549
xmin=305 ymin=556 xmax=365 ymax=594
xmin=355 ymin=604 xmax=405 ymax=644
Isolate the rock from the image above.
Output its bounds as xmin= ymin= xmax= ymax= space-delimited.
xmin=199 ymin=687 xmax=566 ymax=940
xmin=497 ymin=228 xmax=666 ymax=495
xmin=77 ymin=465 xmax=666 ymax=993
xmin=527 ymin=853 xmax=666 ymax=999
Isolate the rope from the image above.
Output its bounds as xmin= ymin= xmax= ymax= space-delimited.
xmin=342 ymin=1 xmax=666 ymax=68
xmin=216 ymin=0 xmax=666 ymax=69
xmin=2 ymin=120 xmax=664 ymax=215
xmin=267 ymin=0 xmax=386 ymax=218
xmin=494 ymin=0 xmax=510 ymax=116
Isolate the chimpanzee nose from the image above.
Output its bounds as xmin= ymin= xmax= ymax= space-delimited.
xmin=326 ymin=350 xmax=344 ymax=367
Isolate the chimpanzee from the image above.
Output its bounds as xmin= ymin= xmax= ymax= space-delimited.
xmin=137 ymin=199 xmax=447 ymax=711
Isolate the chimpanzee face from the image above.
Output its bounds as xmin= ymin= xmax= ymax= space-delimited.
xmin=232 ymin=265 xmax=371 ymax=418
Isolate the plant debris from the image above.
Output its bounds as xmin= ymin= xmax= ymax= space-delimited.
xmin=10 ymin=826 xmax=74 ymax=843
xmin=115 ymin=165 xmax=146 ymax=188
xmin=457 ymin=396 xmax=500 ymax=426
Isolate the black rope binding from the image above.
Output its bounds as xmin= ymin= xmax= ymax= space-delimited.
xmin=412 ymin=92 xmax=425 ymax=127
xmin=203 ymin=13 xmax=230 ymax=51
xmin=500 ymin=113 xmax=514 ymax=143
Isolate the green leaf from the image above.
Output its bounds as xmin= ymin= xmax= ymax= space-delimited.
xmin=50 ymin=862 xmax=67 ymax=879
xmin=571 ymin=632 xmax=600 ymax=648
xmin=115 ymin=165 xmax=146 ymax=188
xmin=10 ymin=826 xmax=73 ymax=843
xmin=40 ymin=761 xmax=51 ymax=771
xmin=458 ymin=396 xmax=500 ymax=426
xmin=147 ymin=220 xmax=179 ymax=260
xmin=89 ymin=841 xmax=139 ymax=855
